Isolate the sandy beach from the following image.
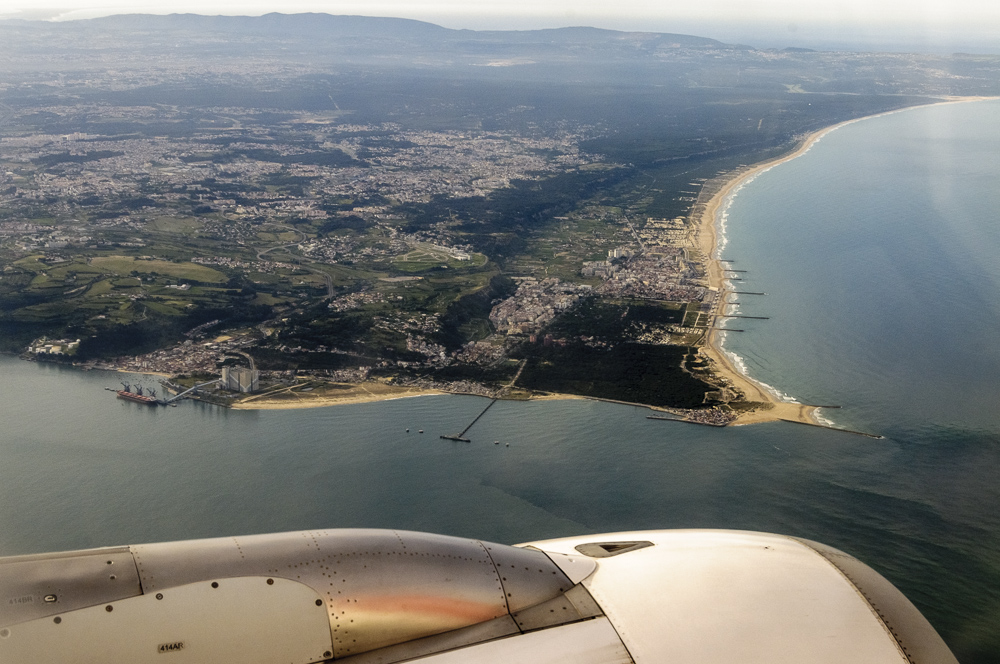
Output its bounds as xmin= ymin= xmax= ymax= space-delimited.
xmin=230 ymin=382 xmax=446 ymax=410
xmin=692 ymin=97 xmax=996 ymax=426
xmin=692 ymin=126 xmax=836 ymax=425
xmin=229 ymin=381 xmax=593 ymax=411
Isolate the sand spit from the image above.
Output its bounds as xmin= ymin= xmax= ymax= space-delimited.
xmin=229 ymin=383 xmax=595 ymax=411
xmin=230 ymin=383 xmax=446 ymax=410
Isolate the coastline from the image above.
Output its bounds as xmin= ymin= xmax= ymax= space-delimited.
xmin=230 ymin=384 xmax=590 ymax=410
xmin=693 ymin=126 xmax=831 ymax=426
xmin=229 ymin=383 xmax=447 ymax=410
xmin=693 ymin=96 xmax=998 ymax=426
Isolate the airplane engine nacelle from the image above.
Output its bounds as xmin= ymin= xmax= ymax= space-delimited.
xmin=0 ymin=529 xmax=958 ymax=664
xmin=0 ymin=529 xmax=598 ymax=663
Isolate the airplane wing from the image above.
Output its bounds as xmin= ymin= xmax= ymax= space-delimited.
xmin=0 ymin=528 xmax=957 ymax=663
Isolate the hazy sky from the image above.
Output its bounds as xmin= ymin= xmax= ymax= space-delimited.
xmin=2 ymin=0 xmax=999 ymax=51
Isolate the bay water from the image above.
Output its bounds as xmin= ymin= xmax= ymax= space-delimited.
xmin=1 ymin=100 xmax=999 ymax=661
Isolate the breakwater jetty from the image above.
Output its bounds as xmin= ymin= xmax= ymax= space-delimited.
xmin=778 ymin=418 xmax=883 ymax=439
xmin=646 ymin=415 xmax=727 ymax=428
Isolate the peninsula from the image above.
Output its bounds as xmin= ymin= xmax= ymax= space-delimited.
xmin=4 ymin=16 xmax=1000 ymax=425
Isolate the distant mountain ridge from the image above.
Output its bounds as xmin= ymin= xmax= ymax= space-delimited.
xmin=6 ymin=12 xmax=743 ymax=50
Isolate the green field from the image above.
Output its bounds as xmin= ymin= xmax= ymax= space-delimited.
xmin=89 ymin=256 xmax=227 ymax=283
xmin=392 ymin=244 xmax=487 ymax=272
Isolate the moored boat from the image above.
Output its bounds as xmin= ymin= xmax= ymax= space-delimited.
xmin=116 ymin=390 xmax=158 ymax=405
xmin=115 ymin=381 xmax=159 ymax=405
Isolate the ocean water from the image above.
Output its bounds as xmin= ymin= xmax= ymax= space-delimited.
xmin=719 ymin=101 xmax=1000 ymax=436
xmin=1 ymin=101 xmax=999 ymax=661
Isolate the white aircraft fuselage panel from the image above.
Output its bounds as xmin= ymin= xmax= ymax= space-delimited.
xmin=524 ymin=530 xmax=955 ymax=664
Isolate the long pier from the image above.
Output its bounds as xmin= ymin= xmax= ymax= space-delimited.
xmin=441 ymin=399 xmax=497 ymax=442
xmin=441 ymin=359 xmax=527 ymax=443
xmin=440 ymin=360 xmax=526 ymax=443
xmin=730 ymin=291 xmax=766 ymax=295
xmin=718 ymin=314 xmax=770 ymax=320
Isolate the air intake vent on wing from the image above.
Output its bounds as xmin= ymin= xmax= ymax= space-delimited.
xmin=574 ymin=541 xmax=654 ymax=558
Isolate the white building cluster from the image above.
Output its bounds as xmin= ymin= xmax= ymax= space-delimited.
xmin=221 ymin=366 xmax=260 ymax=393
xmin=489 ymin=278 xmax=590 ymax=335
xmin=27 ymin=337 xmax=80 ymax=355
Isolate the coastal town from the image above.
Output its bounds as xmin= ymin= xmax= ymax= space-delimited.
xmin=0 ymin=84 xmax=816 ymax=426
xmin=5 ymin=17 xmax=997 ymax=425
xmin=2 ymin=85 xmax=746 ymax=422
xmin=16 ymin=187 xmax=737 ymax=423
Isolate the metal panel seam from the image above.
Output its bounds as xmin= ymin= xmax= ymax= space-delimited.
xmin=476 ymin=540 xmax=513 ymax=619
xmin=128 ymin=544 xmax=150 ymax=594
xmin=784 ymin=536 xmax=910 ymax=664
xmin=126 ymin=546 xmax=144 ymax=597
xmin=577 ymin=580 xmax=637 ymax=664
